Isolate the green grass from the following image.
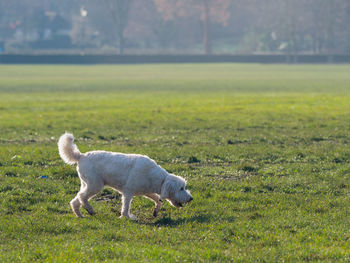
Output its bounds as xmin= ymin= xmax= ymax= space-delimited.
xmin=1 ymin=64 xmax=350 ymax=262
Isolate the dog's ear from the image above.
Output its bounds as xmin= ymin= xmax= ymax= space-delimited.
xmin=160 ymin=177 xmax=175 ymax=200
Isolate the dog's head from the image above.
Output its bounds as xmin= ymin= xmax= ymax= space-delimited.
xmin=160 ymin=174 xmax=193 ymax=208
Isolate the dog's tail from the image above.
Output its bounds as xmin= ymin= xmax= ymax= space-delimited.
xmin=58 ymin=133 xmax=82 ymax=165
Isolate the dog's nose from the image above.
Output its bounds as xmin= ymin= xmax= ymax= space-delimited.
xmin=189 ymin=196 xmax=193 ymax=202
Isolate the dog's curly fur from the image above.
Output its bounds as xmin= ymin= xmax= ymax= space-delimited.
xmin=58 ymin=133 xmax=193 ymax=219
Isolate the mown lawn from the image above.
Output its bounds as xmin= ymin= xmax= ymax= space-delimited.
xmin=1 ymin=64 xmax=350 ymax=262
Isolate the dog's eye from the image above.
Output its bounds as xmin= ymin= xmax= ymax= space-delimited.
xmin=180 ymin=187 xmax=184 ymax=191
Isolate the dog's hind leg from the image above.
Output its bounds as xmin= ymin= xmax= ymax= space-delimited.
xmin=120 ymin=193 xmax=137 ymax=220
xmin=70 ymin=181 xmax=86 ymax=218
xmin=70 ymin=196 xmax=83 ymax=218
xmin=144 ymin=194 xmax=163 ymax=217
xmin=78 ymin=180 xmax=104 ymax=216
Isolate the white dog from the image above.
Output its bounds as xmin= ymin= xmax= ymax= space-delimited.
xmin=58 ymin=133 xmax=193 ymax=219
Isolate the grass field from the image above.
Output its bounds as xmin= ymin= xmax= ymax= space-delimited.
xmin=1 ymin=64 xmax=350 ymax=262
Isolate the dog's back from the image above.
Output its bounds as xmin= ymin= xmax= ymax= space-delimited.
xmin=77 ymin=150 xmax=163 ymax=193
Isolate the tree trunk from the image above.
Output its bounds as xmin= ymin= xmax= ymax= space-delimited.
xmin=286 ymin=0 xmax=297 ymax=63
xmin=326 ymin=0 xmax=335 ymax=55
xmin=105 ymin=0 xmax=131 ymax=55
xmin=202 ymin=0 xmax=212 ymax=54
xmin=119 ymin=30 xmax=124 ymax=55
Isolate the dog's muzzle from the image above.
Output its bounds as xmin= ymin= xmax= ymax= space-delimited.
xmin=178 ymin=197 xmax=193 ymax=207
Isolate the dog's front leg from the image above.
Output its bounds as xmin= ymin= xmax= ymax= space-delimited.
xmin=120 ymin=193 xmax=137 ymax=220
xmin=144 ymin=194 xmax=163 ymax=217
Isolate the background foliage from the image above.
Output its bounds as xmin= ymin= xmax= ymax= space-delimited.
xmin=0 ymin=0 xmax=349 ymax=54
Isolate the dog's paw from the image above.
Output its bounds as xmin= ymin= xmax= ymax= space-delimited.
xmin=119 ymin=214 xmax=138 ymax=221
xmin=153 ymin=209 xmax=158 ymax=217
xmin=87 ymin=209 xmax=95 ymax=216
xmin=72 ymin=211 xmax=84 ymax=218
xmin=74 ymin=213 xmax=84 ymax=218
xmin=128 ymin=214 xmax=138 ymax=221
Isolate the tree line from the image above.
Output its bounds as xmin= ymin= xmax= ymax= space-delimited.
xmin=0 ymin=0 xmax=349 ymax=54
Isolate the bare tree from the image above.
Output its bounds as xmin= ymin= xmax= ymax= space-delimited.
xmin=104 ymin=0 xmax=132 ymax=54
xmin=154 ymin=0 xmax=230 ymax=54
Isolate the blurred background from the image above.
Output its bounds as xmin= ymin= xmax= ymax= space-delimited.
xmin=0 ymin=0 xmax=349 ymax=55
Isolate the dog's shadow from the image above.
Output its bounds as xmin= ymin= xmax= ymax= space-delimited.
xmin=140 ymin=214 xmax=210 ymax=227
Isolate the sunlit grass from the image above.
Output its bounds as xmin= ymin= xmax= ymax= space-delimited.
xmin=1 ymin=64 xmax=350 ymax=262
